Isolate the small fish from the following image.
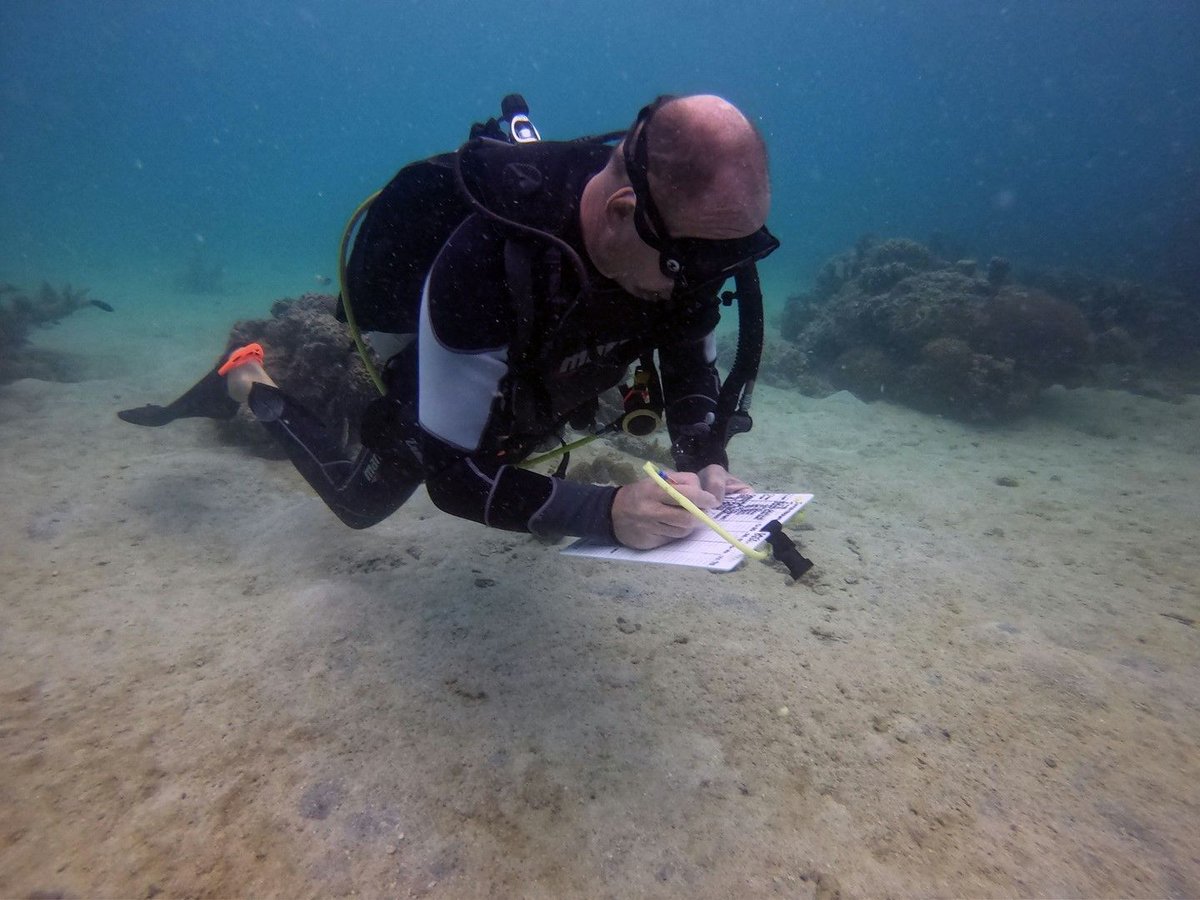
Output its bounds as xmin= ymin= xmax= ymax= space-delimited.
xmin=89 ymin=299 xmax=115 ymax=312
xmin=315 ymin=274 xmax=332 ymax=286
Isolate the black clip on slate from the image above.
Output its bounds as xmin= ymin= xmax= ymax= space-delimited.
xmin=763 ymin=520 xmax=814 ymax=581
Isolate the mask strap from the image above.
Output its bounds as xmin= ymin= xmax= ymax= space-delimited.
xmin=623 ymin=96 xmax=677 ymax=257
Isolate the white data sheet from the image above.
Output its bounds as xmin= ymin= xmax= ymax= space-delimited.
xmin=561 ymin=492 xmax=813 ymax=571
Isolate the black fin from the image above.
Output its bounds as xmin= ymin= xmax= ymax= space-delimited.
xmin=117 ymin=367 xmax=238 ymax=427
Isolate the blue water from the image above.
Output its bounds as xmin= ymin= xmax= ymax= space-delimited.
xmin=2 ymin=0 xmax=1197 ymax=311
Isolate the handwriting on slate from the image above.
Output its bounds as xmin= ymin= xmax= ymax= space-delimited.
xmin=561 ymin=492 xmax=813 ymax=571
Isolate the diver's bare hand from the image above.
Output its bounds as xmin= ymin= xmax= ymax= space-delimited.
xmin=697 ymin=464 xmax=752 ymax=503
xmin=612 ymin=471 xmax=717 ymax=550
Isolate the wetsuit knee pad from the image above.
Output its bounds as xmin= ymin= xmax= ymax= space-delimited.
xmin=359 ymin=395 xmax=425 ymax=481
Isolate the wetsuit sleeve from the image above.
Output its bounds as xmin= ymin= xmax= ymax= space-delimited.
xmin=658 ymin=329 xmax=729 ymax=471
xmin=421 ymin=443 xmax=619 ymax=542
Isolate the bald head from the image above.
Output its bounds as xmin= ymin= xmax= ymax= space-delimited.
xmin=579 ymin=94 xmax=772 ymax=298
xmin=623 ymin=94 xmax=771 ymax=239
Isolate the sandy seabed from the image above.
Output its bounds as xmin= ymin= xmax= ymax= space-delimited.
xmin=1 ymin=304 xmax=1198 ymax=899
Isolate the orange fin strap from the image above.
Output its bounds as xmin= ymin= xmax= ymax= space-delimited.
xmin=217 ymin=342 xmax=265 ymax=376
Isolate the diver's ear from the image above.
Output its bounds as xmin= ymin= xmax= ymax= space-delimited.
xmin=606 ymin=186 xmax=637 ymax=222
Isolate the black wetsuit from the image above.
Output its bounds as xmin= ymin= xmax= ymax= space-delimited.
xmin=248 ymin=145 xmax=727 ymax=540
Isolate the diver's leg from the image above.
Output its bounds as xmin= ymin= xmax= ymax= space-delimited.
xmin=120 ymin=343 xmax=417 ymax=528
xmin=224 ymin=358 xmax=276 ymax=402
xmin=244 ymin=382 xmax=419 ymax=528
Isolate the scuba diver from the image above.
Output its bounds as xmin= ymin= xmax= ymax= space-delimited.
xmin=118 ymin=94 xmax=779 ymax=551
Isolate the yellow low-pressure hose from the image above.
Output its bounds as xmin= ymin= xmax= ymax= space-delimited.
xmin=338 ymin=190 xmax=387 ymax=396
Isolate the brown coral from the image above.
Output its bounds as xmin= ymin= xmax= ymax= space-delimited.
xmin=974 ymin=288 xmax=1090 ymax=383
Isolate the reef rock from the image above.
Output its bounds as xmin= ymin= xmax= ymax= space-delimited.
xmin=768 ymin=237 xmax=1199 ymax=422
